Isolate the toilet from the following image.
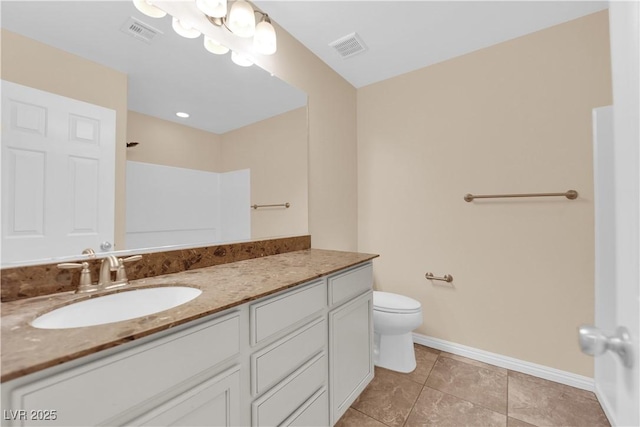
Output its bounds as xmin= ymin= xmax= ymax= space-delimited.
xmin=373 ymin=291 xmax=423 ymax=373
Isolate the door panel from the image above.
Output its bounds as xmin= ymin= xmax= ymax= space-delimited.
xmin=609 ymin=2 xmax=640 ymax=425
xmin=1 ymin=81 xmax=116 ymax=264
xmin=68 ymin=156 xmax=100 ymax=234
xmin=5 ymin=148 xmax=46 ymax=237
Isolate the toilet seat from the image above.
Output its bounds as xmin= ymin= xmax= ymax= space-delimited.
xmin=373 ymin=291 xmax=421 ymax=314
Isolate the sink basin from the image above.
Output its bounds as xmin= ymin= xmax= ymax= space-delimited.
xmin=31 ymin=287 xmax=202 ymax=329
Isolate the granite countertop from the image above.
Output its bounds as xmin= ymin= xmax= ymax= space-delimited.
xmin=1 ymin=249 xmax=378 ymax=382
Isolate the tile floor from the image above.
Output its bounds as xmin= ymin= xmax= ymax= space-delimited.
xmin=336 ymin=344 xmax=610 ymax=427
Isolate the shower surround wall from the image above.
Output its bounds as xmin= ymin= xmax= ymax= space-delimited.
xmin=357 ymin=11 xmax=612 ymax=377
xmin=127 ymin=108 xmax=309 ymax=241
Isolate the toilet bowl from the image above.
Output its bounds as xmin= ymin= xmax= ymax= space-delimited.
xmin=373 ymin=291 xmax=423 ymax=373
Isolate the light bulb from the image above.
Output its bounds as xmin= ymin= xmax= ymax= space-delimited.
xmin=253 ymin=18 xmax=276 ymax=55
xmin=227 ymin=0 xmax=256 ymax=38
xmin=132 ymin=0 xmax=166 ymax=18
xmin=231 ymin=51 xmax=253 ymax=67
xmin=172 ymin=17 xmax=201 ymax=39
xmin=176 ymin=112 xmax=190 ymax=118
xmin=204 ymin=36 xmax=230 ymax=55
xmin=196 ymin=0 xmax=227 ymax=18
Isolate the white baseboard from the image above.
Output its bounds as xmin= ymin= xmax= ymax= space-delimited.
xmin=413 ymin=333 xmax=594 ymax=392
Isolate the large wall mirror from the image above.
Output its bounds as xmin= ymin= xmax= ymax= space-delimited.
xmin=1 ymin=1 xmax=308 ymax=267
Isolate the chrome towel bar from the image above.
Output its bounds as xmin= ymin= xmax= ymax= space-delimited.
xmin=251 ymin=202 xmax=291 ymax=209
xmin=425 ymin=272 xmax=453 ymax=283
xmin=464 ymin=190 xmax=578 ymax=202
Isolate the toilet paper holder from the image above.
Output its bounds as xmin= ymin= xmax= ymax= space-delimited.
xmin=425 ymin=272 xmax=453 ymax=283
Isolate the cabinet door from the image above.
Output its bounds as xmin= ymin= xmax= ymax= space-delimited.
xmin=129 ymin=366 xmax=241 ymax=427
xmin=329 ymin=291 xmax=374 ymax=425
xmin=6 ymin=312 xmax=240 ymax=427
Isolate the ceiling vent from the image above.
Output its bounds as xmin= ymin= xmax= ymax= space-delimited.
xmin=329 ymin=32 xmax=367 ymax=59
xmin=120 ymin=17 xmax=162 ymax=44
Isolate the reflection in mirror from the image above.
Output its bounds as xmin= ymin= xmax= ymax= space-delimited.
xmin=1 ymin=1 xmax=308 ymax=267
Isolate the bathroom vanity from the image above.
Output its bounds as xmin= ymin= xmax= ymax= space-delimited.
xmin=0 ymin=250 xmax=377 ymax=426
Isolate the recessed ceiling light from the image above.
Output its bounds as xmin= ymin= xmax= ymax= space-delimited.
xmin=176 ymin=112 xmax=190 ymax=118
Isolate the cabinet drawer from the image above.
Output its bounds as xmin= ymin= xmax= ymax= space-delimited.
xmin=10 ymin=312 xmax=240 ymax=426
xmin=250 ymin=280 xmax=326 ymax=345
xmin=252 ymin=317 xmax=326 ymax=395
xmin=252 ymin=352 xmax=326 ymax=427
xmin=328 ymin=262 xmax=372 ymax=306
xmin=282 ymin=387 xmax=329 ymax=427
xmin=129 ymin=366 xmax=241 ymax=427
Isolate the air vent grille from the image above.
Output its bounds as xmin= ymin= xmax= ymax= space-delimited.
xmin=329 ymin=32 xmax=367 ymax=59
xmin=120 ymin=17 xmax=162 ymax=43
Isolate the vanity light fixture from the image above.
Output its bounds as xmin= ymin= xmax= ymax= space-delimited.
xmin=176 ymin=112 xmax=190 ymax=118
xmin=131 ymin=0 xmax=277 ymax=66
xmin=172 ymin=17 xmax=202 ymax=39
xmin=206 ymin=1 xmax=277 ymax=55
xmin=226 ymin=0 xmax=255 ymax=38
xmin=204 ymin=35 xmax=230 ymax=55
xmin=133 ymin=0 xmax=167 ymax=18
xmin=231 ymin=51 xmax=253 ymax=67
xmin=253 ymin=15 xmax=276 ymax=55
xmin=196 ymin=0 xmax=227 ymax=18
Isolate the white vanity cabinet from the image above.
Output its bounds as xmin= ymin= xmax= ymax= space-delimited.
xmin=3 ymin=311 xmax=243 ymax=427
xmin=1 ymin=261 xmax=374 ymax=427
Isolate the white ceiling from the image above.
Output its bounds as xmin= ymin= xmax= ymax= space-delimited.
xmin=256 ymin=1 xmax=609 ymax=88
xmin=1 ymin=1 xmax=307 ymax=134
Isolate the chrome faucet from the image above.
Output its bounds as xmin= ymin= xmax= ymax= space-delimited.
xmin=114 ymin=255 xmax=143 ymax=286
xmin=99 ymin=255 xmax=143 ymax=290
xmin=58 ymin=255 xmax=143 ymax=294
xmin=98 ymin=255 xmax=120 ymax=289
xmin=58 ymin=261 xmax=96 ymax=293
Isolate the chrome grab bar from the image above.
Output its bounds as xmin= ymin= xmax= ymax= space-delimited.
xmin=425 ymin=272 xmax=453 ymax=283
xmin=251 ymin=202 xmax=290 ymax=209
xmin=464 ymin=190 xmax=578 ymax=202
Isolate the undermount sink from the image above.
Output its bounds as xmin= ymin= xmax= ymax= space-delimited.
xmin=31 ymin=287 xmax=202 ymax=329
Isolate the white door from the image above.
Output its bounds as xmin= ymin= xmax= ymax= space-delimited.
xmin=1 ymin=81 xmax=116 ymax=264
xmin=584 ymin=3 xmax=640 ymax=426
xmin=592 ymin=105 xmax=620 ymax=420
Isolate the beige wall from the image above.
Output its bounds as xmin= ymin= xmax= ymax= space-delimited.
xmin=357 ymin=11 xmax=612 ymax=377
xmin=127 ymin=111 xmax=222 ymax=172
xmin=1 ymin=29 xmax=128 ymax=250
xmin=221 ymin=107 xmax=308 ymax=239
xmin=253 ymin=24 xmax=358 ymax=251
